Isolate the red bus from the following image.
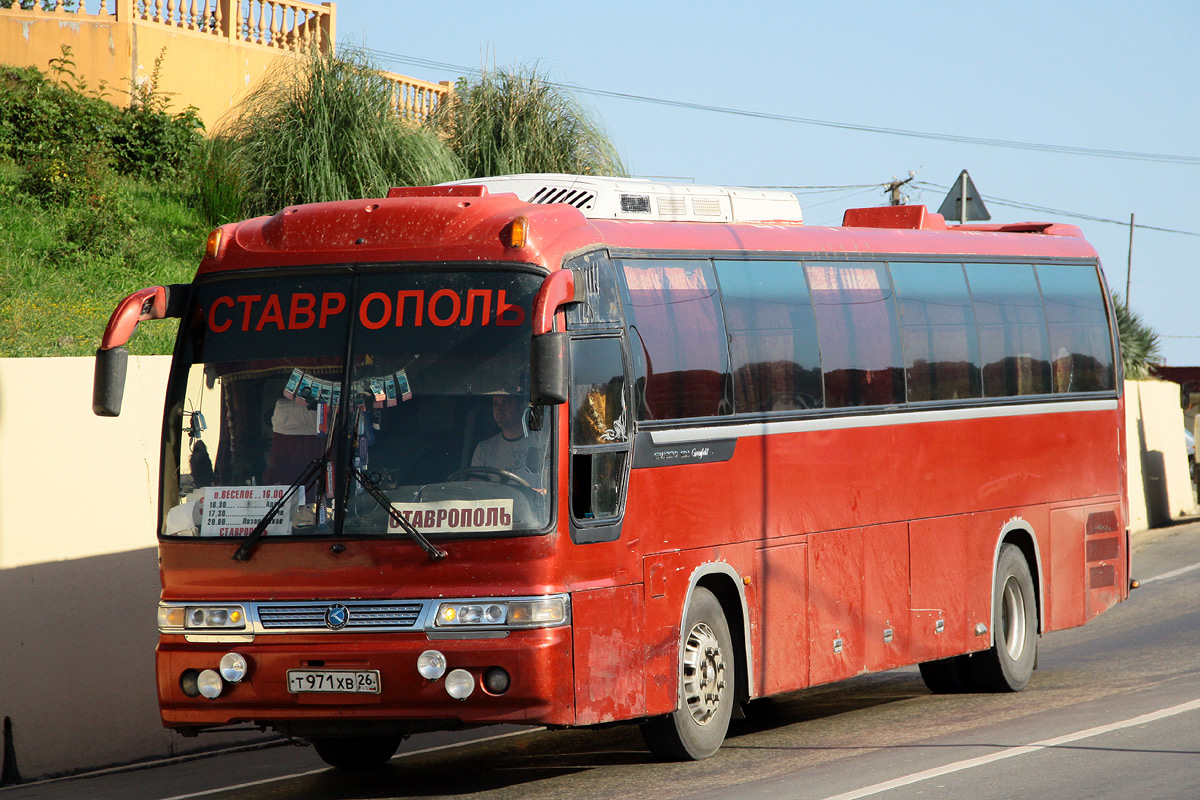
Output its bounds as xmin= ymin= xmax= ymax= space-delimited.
xmin=93 ymin=174 xmax=1129 ymax=767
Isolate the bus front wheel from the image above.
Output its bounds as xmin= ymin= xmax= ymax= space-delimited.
xmin=312 ymin=735 xmax=402 ymax=769
xmin=641 ymin=587 xmax=735 ymax=761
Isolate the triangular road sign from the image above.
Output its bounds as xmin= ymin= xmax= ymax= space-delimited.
xmin=938 ymin=170 xmax=990 ymax=223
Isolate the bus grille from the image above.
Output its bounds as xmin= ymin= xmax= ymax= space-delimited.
xmin=255 ymin=602 xmax=424 ymax=631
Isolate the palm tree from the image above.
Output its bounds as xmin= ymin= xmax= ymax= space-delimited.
xmin=428 ymin=64 xmax=626 ymax=179
xmin=1113 ymin=293 xmax=1162 ymax=379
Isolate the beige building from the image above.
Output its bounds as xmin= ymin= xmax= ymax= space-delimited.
xmin=0 ymin=0 xmax=449 ymax=131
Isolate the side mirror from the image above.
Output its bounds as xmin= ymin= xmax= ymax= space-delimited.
xmin=93 ymin=346 xmax=129 ymax=417
xmin=531 ymin=332 xmax=568 ymax=406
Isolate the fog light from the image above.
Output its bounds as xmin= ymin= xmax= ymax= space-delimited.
xmin=219 ymin=652 xmax=248 ymax=683
xmin=180 ymin=669 xmax=201 ymax=698
xmin=197 ymin=669 xmax=223 ymax=699
xmin=483 ymin=667 xmax=510 ymax=695
xmin=445 ymin=669 xmax=474 ymax=700
xmin=417 ymin=650 xmax=447 ymax=680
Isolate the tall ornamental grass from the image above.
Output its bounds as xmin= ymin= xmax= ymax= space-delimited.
xmin=430 ymin=64 xmax=627 ymax=179
xmin=206 ymin=48 xmax=463 ymax=221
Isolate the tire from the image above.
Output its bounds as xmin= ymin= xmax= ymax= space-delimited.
xmin=312 ymin=735 xmax=402 ymax=769
xmin=966 ymin=543 xmax=1039 ymax=692
xmin=641 ymin=587 xmax=735 ymax=761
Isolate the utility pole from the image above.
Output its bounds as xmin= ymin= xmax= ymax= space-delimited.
xmin=1126 ymin=213 xmax=1135 ymax=302
xmin=885 ymin=172 xmax=916 ymax=206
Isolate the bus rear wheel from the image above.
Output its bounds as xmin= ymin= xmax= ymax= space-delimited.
xmin=918 ymin=543 xmax=1038 ymax=694
xmin=968 ymin=543 xmax=1038 ymax=692
xmin=641 ymin=587 xmax=735 ymax=761
xmin=312 ymin=735 xmax=402 ymax=769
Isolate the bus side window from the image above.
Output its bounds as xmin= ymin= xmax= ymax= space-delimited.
xmin=890 ymin=262 xmax=983 ymax=402
xmin=618 ymin=259 xmax=732 ymax=421
xmin=714 ymin=259 xmax=824 ymax=413
xmin=806 ymin=261 xmax=905 ymax=408
xmin=568 ymin=336 xmax=629 ymax=539
xmin=966 ymin=263 xmax=1052 ymax=397
xmin=1036 ymin=263 xmax=1115 ymax=393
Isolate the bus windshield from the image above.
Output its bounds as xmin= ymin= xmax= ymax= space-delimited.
xmin=161 ymin=268 xmax=551 ymax=541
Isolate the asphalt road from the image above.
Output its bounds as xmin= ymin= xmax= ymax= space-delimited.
xmin=6 ymin=522 xmax=1199 ymax=800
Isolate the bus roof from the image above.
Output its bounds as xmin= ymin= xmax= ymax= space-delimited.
xmin=198 ymin=176 xmax=1098 ymax=276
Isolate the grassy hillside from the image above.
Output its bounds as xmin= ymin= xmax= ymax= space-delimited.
xmin=0 ymin=162 xmax=206 ymax=356
xmin=0 ymin=57 xmax=208 ymax=357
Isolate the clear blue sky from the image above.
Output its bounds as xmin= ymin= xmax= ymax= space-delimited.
xmin=339 ymin=1 xmax=1200 ymax=365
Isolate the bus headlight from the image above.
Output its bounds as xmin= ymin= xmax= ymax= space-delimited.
xmin=159 ymin=605 xmax=247 ymax=631
xmin=437 ymin=603 xmax=507 ymax=626
xmin=432 ymin=595 xmax=568 ymax=630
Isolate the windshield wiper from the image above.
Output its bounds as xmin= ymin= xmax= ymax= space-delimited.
xmin=351 ymin=468 xmax=447 ymax=560
xmin=231 ymin=455 xmax=327 ymax=562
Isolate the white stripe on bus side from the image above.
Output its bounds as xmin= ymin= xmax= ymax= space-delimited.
xmin=647 ymin=398 xmax=1119 ymax=445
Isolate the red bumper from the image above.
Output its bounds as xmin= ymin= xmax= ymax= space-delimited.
xmin=157 ymin=627 xmax=575 ymax=730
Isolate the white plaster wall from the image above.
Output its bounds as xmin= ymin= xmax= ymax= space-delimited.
xmin=0 ymin=356 xmax=168 ymax=569
xmin=1125 ymin=382 xmax=1149 ymax=533
xmin=0 ymin=357 xmax=263 ymax=781
xmin=1125 ymin=379 xmax=1195 ymax=531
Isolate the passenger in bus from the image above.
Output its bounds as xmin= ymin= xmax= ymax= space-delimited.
xmin=263 ymin=393 xmax=324 ymax=496
xmin=471 ymin=394 xmax=548 ymax=490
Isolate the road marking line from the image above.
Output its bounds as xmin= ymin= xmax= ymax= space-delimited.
xmin=813 ymin=697 xmax=1200 ymax=800
xmin=156 ymin=728 xmax=538 ymax=800
xmin=1141 ymin=560 xmax=1200 ymax=585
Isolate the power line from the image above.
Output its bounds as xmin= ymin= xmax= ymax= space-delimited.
xmin=357 ymin=46 xmax=1197 ymax=239
xmin=913 ymin=182 xmax=1200 ymax=237
xmin=361 ymin=47 xmax=1200 ymax=167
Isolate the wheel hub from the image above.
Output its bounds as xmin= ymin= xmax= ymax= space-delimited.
xmin=682 ymin=622 xmax=727 ymax=725
xmin=1001 ymin=575 xmax=1027 ymax=660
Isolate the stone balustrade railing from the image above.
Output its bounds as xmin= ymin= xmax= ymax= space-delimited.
xmin=4 ymin=0 xmax=336 ymax=54
xmin=383 ymin=71 xmax=452 ymax=123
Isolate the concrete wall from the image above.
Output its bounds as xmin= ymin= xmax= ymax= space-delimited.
xmin=0 ymin=360 xmax=1192 ymax=780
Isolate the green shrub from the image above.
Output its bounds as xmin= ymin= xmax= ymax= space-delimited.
xmin=0 ymin=63 xmax=120 ymax=169
xmin=16 ymin=148 xmax=109 ymax=206
xmin=110 ymin=48 xmax=205 ymax=181
xmin=0 ymin=48 xmax=202 ymax=193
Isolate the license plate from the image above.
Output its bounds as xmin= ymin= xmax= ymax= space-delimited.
xmin=287 ymin=669 xmax=380 ymax=694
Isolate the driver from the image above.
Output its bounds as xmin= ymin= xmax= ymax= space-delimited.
xmin=471 ymin=394 xmax=548 ymax=490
